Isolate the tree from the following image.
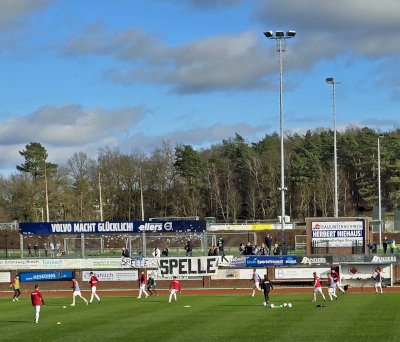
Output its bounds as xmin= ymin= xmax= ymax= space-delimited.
xmin=66 ymin=152 xmax=96 ymax=221
xmin=16 ymin=142 xmax=57 ymax=178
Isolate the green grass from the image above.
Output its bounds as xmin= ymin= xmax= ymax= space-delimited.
xmin=1 ymin=292 xmax=399 ymax=341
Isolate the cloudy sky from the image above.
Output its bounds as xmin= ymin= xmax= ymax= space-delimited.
xmin=0 ymin=0 xmax=399 ymax=175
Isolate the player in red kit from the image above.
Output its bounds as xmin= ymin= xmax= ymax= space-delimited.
xmin=88 ymin=271 xmax=101 ymax=303
xmin=31 ymin=284 xmax=45 ymax=324
xmin=168 ymin=276 xmax=181 ymax=303
xmin=312 ymin=272 xmax=326 ymax=302
xmin=331 ymin=269 xmax=345 ymax=295
xmin=137 ymin=271 xmax=149 ymax=299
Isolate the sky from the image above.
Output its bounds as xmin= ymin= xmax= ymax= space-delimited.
xmin=0 ymin=0 xmax=399 ymax=176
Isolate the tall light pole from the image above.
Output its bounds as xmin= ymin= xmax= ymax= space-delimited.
xmin=44 ymin=156 xmax=50 ymax=222
xmin=378 ymin=136 xmax=382 ymax=246
xmin=325 ymin=77 xmax=339 ymax=218
xmin=264 ymin=30 xmax=296 ymax=254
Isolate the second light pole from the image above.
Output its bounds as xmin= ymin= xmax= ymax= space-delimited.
xmin=264 ymin=30 xmax=296 ymax=254
xmin=325 ymin=77 xmax=339 ymax=218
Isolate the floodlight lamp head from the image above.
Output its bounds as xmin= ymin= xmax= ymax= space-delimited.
xmin=263 ymin=31 xmax=273 ymax=38
xmin=325 ymin=77 xmax=334 ymax=84
xmin=286 ymin=30 xmax=296 ymax=37
xmin=275 ymin=31 xmax=284 ymax=37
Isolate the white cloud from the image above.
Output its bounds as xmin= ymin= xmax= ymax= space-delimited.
xmin=126 ymin=122 xmax=270 ymax=152
xmin=0 ymin=104 xmax=145 ymax=146
xmin=0 ymin=0 xmax=51 ymax=28
xmin=256 ymin=0 xmax=400 ymax=57
xmin=64 ymin=27 xmax=274 ymax=93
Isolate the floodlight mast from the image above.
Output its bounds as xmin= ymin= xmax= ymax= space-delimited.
xmin=325 ymin=77 xmax=340 ymax=218
xmin=263 ymin=30 xmax=296 ymax=255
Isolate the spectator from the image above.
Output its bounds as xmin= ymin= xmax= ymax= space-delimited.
xmin=383 ymin=237 xmax=388 ymax=254
xmin=252 ymin=244 xmax=259 ymax=255
xmin=217 ymin=237 xmax=229 ymax=263
xmin=161 ymin=247 xmax=169 ymax=257
xmin=121 ymin=247 xmax=130 ymax=258
xmin=208 ymin=246 xmax=217 ymax=256
xmin=264 ymin=234 xmax=272 ymax=255
xmin=50 ymin=242 xmax=55 ymax=257
xmin=259 ymin=243 xmax=267 ymax=255
xmin=273 ymin=243 xmax=281 ymax=255
xmin=239 ymin=243 xmax=245 ymax=255
xmin=244 ymin=242 xmax=253 ymax=256
xmin=43 ymin=243 xmax=48 ymax=257
xmin=185 ymin=239 xmax=193 ymax=257
xmin=152 ymin=247 xmax=161 ymax=258
xmin=34 ymin=242 xmax=39 ymax=256
xmin=390 ymin=239 xmax=396 ymax=254
xmin=27 ymin=243 xmax=33 ymax=257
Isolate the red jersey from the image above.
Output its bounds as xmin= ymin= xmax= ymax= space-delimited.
xmin=314 ymin=275 xmax=322 ymax=288
xmin=89 ymin=275 xmax=99 ymax=287
xmin=31 ymin=289 xmax=45 ymax=306
xmin=170 ymin=279 xmax=181 ymax=291
xmin=332 ymin=270 xmax=339 ymax=282
xmin=140 ymin=273 xmax=147 ymax=285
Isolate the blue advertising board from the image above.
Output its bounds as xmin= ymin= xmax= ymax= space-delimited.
xmin=19 ymin=271 xmax=73 ymax=282
xmin=19 ymin=220 xmax=206 ymax=235
xmin=246 ymin=256 xmax=298 ymax=267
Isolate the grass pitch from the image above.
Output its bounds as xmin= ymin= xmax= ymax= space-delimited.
xmin=0 ymin=291 xmax=399 ymax=341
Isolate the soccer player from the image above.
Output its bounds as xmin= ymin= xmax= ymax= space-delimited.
xmin=137 ymin=271 xmax=149 ymax=299
xmin=251 ymin=269 xmax=262 ymax=297
xmin=88 ymin=271 xmax=101 ymax=303
xmin=374 ymin=267 xmax=383 ymax=294
xmin=71 ymin=277 xmax=88 ymax=306
xmin=261 ymin=274 xmax=273 ymax=307
xmin=331 ymin=269 xmax=345 ymax=294
xmin=10 ymin=275 xmax=21 ymax=302
xmin=312 ymin=272 xmax=326 ymax=302
xmin=146 ymin=274 xmax=158 ymax=296
xmin=168 ymin=276 xmax=181 ymax=303
xmin=31 ymin=284 xmax=45 ymax=324
xmin=327 ymin=274 xmax=338 ymax=300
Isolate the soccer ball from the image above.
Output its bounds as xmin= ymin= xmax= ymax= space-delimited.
xmin=288 ymin=303 xmax=292 ymax=308
xmin=270 ymin=303 xmax=275 ymax=308
xmin=283 ymin=303 xmax=288 ymax=307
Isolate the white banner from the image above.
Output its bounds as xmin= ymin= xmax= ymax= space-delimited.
xmin=275 ymin=267 xmax=331 ymax=279
xmin=341 ymin=264 xmax=391 ymax=280
xmin=211 ymin=268 xmax=268 ymax=280
xmin=0 ymin=258 xmax=132 ymax=271
xmin=0 ymin=271 xmax=11 ymax=283
xmin=121 ymin=257 xmax=159 ymax=269
xmin=0 ymin=259 xmax=41 ymax=270
xmin=82 ymin=270 xmax=138 ymax=281
xmin=311 ymin=220 xmax=364 ymax=247
xmin=156 ymin=256 xmax=219 ymax=278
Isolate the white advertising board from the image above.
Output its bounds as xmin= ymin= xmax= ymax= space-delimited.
xmin=82 ymin=270 xmax=138 ymax=281
xmin=341 ymin=264 xmax=391 ymax=280
xmin=0 ymin=272 xmax=11 ymax=283
xmin=311 ymin=221 xmax=364 ymax=247
xmin=211 ymin=268 xmax=268 ymax=280
xmin=274 ymin=267 xmax=331 ymax=279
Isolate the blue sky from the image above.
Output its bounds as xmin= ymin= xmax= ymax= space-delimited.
xmin=0 ymin=0 xmax=399 ymax=175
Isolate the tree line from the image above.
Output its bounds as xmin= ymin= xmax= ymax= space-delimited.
xmin=0 ymin=126 xmax=399 ymax=223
